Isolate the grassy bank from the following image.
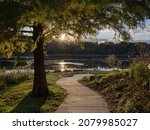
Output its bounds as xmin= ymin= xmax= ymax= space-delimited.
xmin=59 ymin=70 xmax=109 ymax=77
xmin=79 ymin=70 xmax=150 ymax=113
xmin=0 ymin=72 xmax=66 ymax=113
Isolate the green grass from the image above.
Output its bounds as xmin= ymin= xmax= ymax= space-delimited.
xmin=59 ymin=70 xmax=110 ymax=78
xmin=0 ymin=73 xmax=66 ymax=113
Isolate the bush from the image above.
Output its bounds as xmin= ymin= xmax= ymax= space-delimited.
xmin=96 ymin=74 xmax=104 ymax=79
xmin=130 ymin=62 xmax=150 ymax=84
xmin=80 ymin=76 xmax=90 ymax=82
xmin=90 ymin=75 xmax=96 ymax=81
xmin=112 ymin=79 xmax=127 ymax=91
xmin=5 ymin=71 xmax=30 ymax=84
xmin=105 ymin=54 xmax=122 ymax=68
xmin=90 ymin=74 xmax=105 ymax=85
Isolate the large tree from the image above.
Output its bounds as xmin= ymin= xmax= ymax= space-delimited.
xmin=0 ymin=0 xmax=150 ymax=97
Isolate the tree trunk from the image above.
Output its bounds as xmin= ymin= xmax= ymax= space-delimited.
xmin=32 ymin=22 xmax=49 ymax=97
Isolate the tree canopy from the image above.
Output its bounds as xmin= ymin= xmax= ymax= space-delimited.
xmin=0 ymin=0 xmax=150 ymax=57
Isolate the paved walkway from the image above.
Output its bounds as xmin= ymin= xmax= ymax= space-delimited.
xmin=55 ymin=74 xmax=109 ymax=113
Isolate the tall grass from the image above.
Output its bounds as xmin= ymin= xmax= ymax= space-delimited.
xmin=5 ymin=71 xmax=31 ymax=85
xmin=0 ymin=70 xmax=31 ymax=91
xmin=130 ymin=61 xmax=150 ymax=84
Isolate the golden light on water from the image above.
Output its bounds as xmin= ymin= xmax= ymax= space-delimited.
xmin=59 ymin=61 xmax=66 ymax=65
xmin=59 ymin=61 xmax=66 ymax=72
xmin=59 ymin=61 xmax=83 ymax=72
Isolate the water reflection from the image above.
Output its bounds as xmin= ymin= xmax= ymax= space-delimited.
xmin=59 ymin=61 xmax=65 ymax=72
xmin=58 ymin=60 xmax=84 ymax=72
xmin=1 ymin=57 xmax=128 ymax=71
xmin=59 ymin=61 xmax=83 ymax=66
xmin=58 ymin=60 xmax=123 ymax=72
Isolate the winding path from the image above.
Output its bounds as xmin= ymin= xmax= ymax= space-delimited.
xmin=55 ymin=74 xmax=109 ymax=113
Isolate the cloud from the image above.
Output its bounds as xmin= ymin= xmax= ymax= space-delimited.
xmin=96 ymin=23 xmax=150 ymax=41
xmin=97 ymin=29 xmax=115 ymax=40
xmin=85 ymin=19 xmax=150 ymax=42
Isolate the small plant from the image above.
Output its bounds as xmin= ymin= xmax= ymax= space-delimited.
xmin=130 ymin=62 xmax=150 ymax=84
xmin=79 ymin=76 xmax=90 ymax=83
xmin=96 ymin=74 xmax=104 ymax=79
xmin=112 ymin=79 xmax=127 ymax=91
xmin=89 ymin=75 xmax=96 ymax=81
xmin=105 ymin=54 xmax=122 ymax=68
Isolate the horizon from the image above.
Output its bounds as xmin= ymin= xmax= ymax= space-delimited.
xmin=85 ymin=19 xmax=150 ymax=43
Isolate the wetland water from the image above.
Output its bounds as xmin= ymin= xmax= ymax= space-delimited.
xmin=0 ymin=55 xmax=131 ymax=71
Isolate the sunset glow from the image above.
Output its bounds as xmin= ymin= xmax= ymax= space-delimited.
xmin=60 ymin=34 xmax=66 ymax=41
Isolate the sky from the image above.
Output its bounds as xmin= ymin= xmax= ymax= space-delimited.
xmin=90 ymin=19 xmax=150 ymax=43
xmin=23 ymin=19 xmax=150 ymax=43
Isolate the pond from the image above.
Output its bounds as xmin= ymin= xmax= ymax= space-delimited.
xmin=45 ymin=59 xmax=106 ymax=72
xmin=0 ymin=55 xmax=131 ymax=71
xmin=45 ymin=58 xmax=130 ymax=72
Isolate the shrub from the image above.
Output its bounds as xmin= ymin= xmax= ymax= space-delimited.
xmin=79 ymin=76 xmax=90 ymax=83
xmin=130 ymin=62 xmax=150 ymax=84
xmin=105 ymin=54 xmax=122 ymax=68
xmin=90 ymin=74 xmax=105 ymax=85
xmin=89 ymin=75 xmax=96 ymax=81
xmin=96 ymin=74 xmax=105 ymax=79
xmin=5 ymin=71 xmax=30 ymax=84
xmin=112 ymin=79 xmax=127 ymax=91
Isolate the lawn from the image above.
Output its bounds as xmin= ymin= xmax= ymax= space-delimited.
xmin=0 ymin=73 xmax=66 ymax=113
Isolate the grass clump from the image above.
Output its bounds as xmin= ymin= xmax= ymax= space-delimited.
xmin=89 ymin=71 xmax=128 ymax=88
xmin=112 ymin=79 xmax=127 ymax=91
xmin=0 ymin=70 xmax=31 ymax=91
xmin=130 ymin=62 xmax=150 ymax=84
xmin=5 ymin=71 xmax=31 ymax=85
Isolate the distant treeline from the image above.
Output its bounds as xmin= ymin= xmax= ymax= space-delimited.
xmin=45 ymin=42 xmax=150 ymax=57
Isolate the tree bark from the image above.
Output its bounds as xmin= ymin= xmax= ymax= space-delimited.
xmin=32 ymin=22 xmax=49 ymax=97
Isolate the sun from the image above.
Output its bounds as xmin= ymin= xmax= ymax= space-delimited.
xmin=58 ymin=33 xmax=75 ymax=42
xmin=60 ymin=34 xmax=66 ymax=41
